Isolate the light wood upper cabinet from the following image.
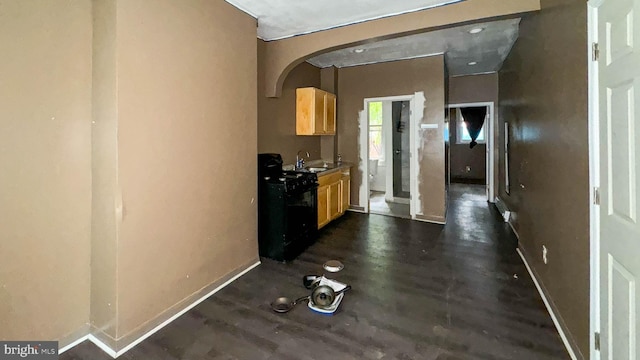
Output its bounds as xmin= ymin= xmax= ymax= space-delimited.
xmin=314 ymin=90 xmax=325 ymax=133
xmin=296 ymin=87 xmax=336 ymax=135
xmin=324 ymin=93 xmax=336 ymax=134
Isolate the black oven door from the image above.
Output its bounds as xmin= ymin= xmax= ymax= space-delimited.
xmin=283 ymin=185 xmax=318 ymax=259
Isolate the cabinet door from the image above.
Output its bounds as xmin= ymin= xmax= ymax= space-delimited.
xmin=324 ymin=93 xmax=336 ymax=135
xmin=296 ymin=88 xmax=316 ymax=135
xmin=317 ymin=185 xmax=330 ymax=229
xmin=314 ymin=89 xmax=326 ymax=135
xmin=329 ymin=181 xmax=340 ymax=220
xmin=339 ymin=176 xmax=350 ymax=214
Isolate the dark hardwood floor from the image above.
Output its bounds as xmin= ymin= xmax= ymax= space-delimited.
xmin=61 ymin=184 xmax=569 ymax=360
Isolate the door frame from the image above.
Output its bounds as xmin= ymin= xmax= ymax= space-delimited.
xmin=446 ymin=101 xmax=496 ymax=203
xmin=588 ymin=1 xmax=602 ymax=359
xmin=361 ymin=95 xmax=417 ymax=218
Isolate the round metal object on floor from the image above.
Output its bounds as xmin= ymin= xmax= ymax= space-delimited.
xmin=323 ymin=260 xmax=344 ymax=273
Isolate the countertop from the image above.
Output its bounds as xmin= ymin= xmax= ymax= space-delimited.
xmin=283 ymin=160 xmax=353 ymax=176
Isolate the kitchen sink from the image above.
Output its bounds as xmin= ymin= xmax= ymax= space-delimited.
xmin=290 ymin=162 xmax=339 ymax=173
xmin=306 ymin=167 xmax=329 ymax=173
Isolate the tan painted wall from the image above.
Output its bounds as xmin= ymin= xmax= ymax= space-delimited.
xmin=448 ymin=74 xmax=499 ymax=182
xmin=113 ymin=0 xmax=259 ymax=340
xmin=338 ymin=56 xmax=446 ymax=221
xmin=498 ymin=0 xmax=589 ymax=357
xmin=262 ymin=0 xmax=540 ymax=97
xmin=2 ymin=0 xmax=257 ymax=349
xmin=0 ymin=0 xmax=92 ymax=344
xmin=258 ymin=41 xmax=322 ymax=165
xmin=449 ymin=74 xmax=499 ymax=104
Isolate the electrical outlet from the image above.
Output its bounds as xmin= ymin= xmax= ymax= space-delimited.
xmin=542 ymin=245 xmax=548 ymax=264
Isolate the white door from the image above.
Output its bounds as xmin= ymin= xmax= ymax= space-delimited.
xmin=596 ymin=0 xmax=640 ymax=358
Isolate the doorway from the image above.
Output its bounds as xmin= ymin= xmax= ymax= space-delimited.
xmin=363 ymin=96 xmax=415 ymax=219
xmin=446 ymin=102 xmax=496 ymax=203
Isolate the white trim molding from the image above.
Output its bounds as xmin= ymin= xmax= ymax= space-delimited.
xmin=59 ymin=335 xmax=89 ymax=354
xmin=59 ymin=260 xmax=261 ymax=358
xmin=414 ymin=218 xmax=446 ymax=225
xmin=517 ymin=248 xmax=579 ymax=360
xmin=447 ymin=102 xmax=496 ymax=203
xmin=587 ymin=2 xmax=601 ymax=360
xmin=361 ymin=94 xmax=422 ymax=219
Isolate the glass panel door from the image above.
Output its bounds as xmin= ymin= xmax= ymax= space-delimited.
xmin=392 ymin=101 xmax=410 ymax=199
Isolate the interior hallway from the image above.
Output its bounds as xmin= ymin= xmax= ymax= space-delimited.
xmin=61 ymin=184 xmax=568 ymax=360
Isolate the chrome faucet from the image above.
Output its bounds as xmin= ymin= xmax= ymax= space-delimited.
xmin=296 ymin=150 xmax=310 ymax=170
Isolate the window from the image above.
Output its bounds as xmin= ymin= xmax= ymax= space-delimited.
xmin=456 ymin=110 xmax=486 ymax=144
xmin=444 ymin=120 xmax=450 ymax=143
xmin=369 ymin=102 xmax=384 ymax=161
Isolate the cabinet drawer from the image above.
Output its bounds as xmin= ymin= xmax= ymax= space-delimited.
xmin=317 ymin=171 xmax=342 ymax=187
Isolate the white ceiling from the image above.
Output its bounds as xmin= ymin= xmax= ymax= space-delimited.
xmin=224 ymin=0 xmax=464 ymax=41
xmin=306 ymin=18 xmax=521 ymax=76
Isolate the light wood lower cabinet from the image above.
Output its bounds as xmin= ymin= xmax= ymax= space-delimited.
xmin=329 ymin=182 xmax=340 ymax=220
xmin=317 ymin=167 xmax=351 ymax=229
xmin=339 ymin=175 xmax=350 ymax=215
xmin=317 ymin=185 xmax=330 ymax=229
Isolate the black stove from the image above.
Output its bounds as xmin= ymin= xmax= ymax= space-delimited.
xmin=264 ymin=171 xmax=317 ymax=193
xmin=257 ymin=154 xmax=318 ymax=262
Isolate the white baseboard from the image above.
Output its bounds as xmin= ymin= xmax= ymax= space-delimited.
xmin=88 ymin=335 xmax=118 ymax=358
xmin=494 ymin=196 xmax=511 ymax=222
xmin=413 ymin=217 xmax=446 ymax=225
xmin=59 ymin=335 xmax=89 ymax=354
xmin=508 ymin=220 xmax=519 ymax=240
xmin=413 ymin=213 xmax=446 ymax=224
xmin=59 ymin=334 xmax=115 ymax=357
xmin=59 ymin=260 xmax=261 ymax=358
xmin=516 ymin=248 xmax=578 ymax=360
